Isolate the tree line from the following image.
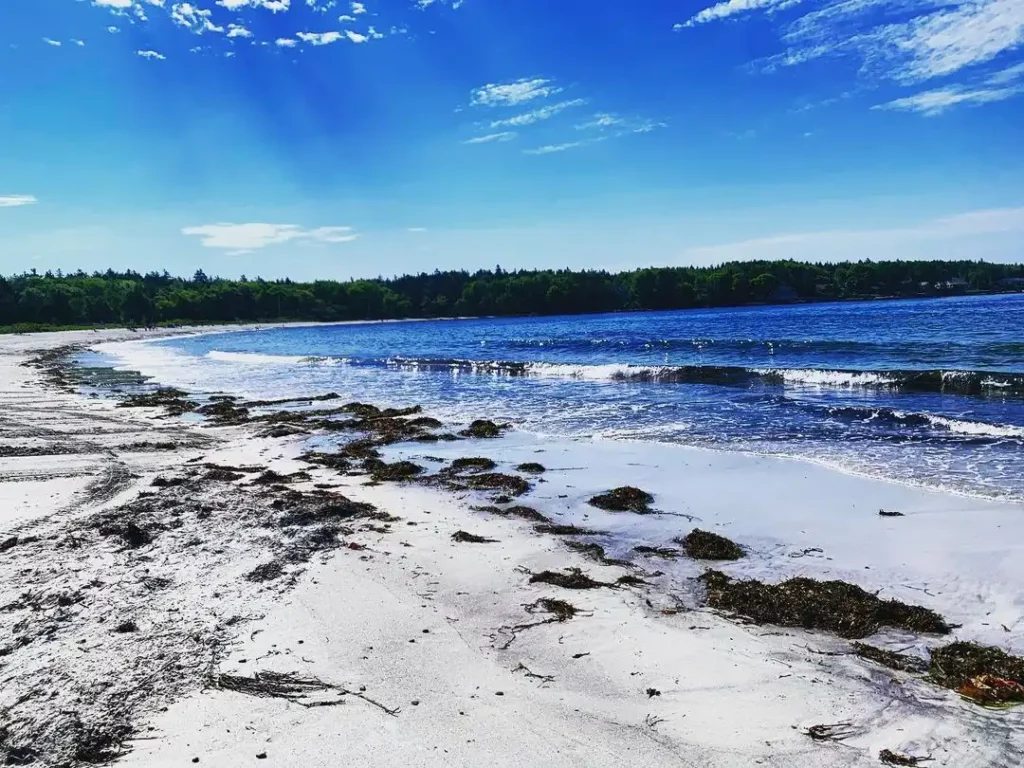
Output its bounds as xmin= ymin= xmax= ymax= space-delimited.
xmin=1 ymin=259 xmax=1022 ymax=331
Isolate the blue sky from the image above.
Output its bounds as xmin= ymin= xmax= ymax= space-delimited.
xmin=1 ymin=0 xmax=1023 ymax=280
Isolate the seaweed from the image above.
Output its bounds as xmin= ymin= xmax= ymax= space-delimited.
xmin=277 ymin=492 xmax=379 ymax=528
xmin=516 ymin=462 xmax=546 ymax=473
xmin=534 ymin=523 xmax=601 ymax=536
xmin=366 ymin=460 xmax=424 ymax=483
xmin=465 ymin=473 xmax=530 ymax=496
xmin=245 ymin=561 xmax=285 ymax=583
xmin=117 ymin=388 xmax=198 ymax=415
xmin=459 ymin=419 xmax=508 ymax=439
xmin=529 ymin=568 xmax=609 ymax=590
xmin=96 ymin=521 xmax=154 ymax=549
xmin=633 ymin=545 xmax=681 ymax=559
xmin=588 ymin=486 xmax=654 ymax=513
xmin=204 ymin=468 xmax=245 ymax=483
xmin=196 ymin=400 xmax=250 ymax=424
xmin=451 ymin=531 xmax=498 ymax=543
xmin=525 ymin=597 xmax=578 ymax=621
xmin=678 ymin=529 xmax=744 ymax=561
xmin=929 ymin=641 xmax=1024 ymax=706
xmin=852 ymin=642 xmax=928 ymax=674
xmin=449 ymin=457 xmax=497 ymax=472
xmin=879 ymin=749 xmax=923 ymax=765
xmin=699 ymin=570 xmax=950 ymax=639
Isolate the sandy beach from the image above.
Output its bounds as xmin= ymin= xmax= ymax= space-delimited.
xmin=1 ymin=327 xmax=1022 ymax=768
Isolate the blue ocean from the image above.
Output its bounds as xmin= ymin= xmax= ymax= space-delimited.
xmin=103 ymin=293 xmax=1024 ymax=502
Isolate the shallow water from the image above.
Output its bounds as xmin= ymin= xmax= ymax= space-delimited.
xmin=95 ymin=293 xmax=1024 ymax=501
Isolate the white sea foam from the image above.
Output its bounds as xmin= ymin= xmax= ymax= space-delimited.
xmin=206 ymin=350 xmax=311 ymax=365
xmin=922 ymin=414 xmax=1024 ymax=439
xmin=762 ymin=368 xmax=898 ymax=388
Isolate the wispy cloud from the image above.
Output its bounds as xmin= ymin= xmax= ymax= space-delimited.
xmin=350 ymin=1 xmax=366 ymax=13
xmin=407 ymin=227 xmax=428 ymax=232
xmin=678 ymin=0 xmax=795 ymax=28
xmin=463 ymin=131 xmax=517 ymax=144
xmin=226 ymin=24 xmax=253 ymax=38
xmin=0 ymin=195 xmax=37 ymax=208
xmin=93 ymin=0 xmax=133 ymax=7
xmin=677 ymin=0 xmax=1024 ymax=112
xmin=43 ymin=38 xmax=62 ymax=47
xmin=490 ymin=98 xmax=586 ymax=128
xmin=136 ymin=49 xmax=166 ymax=59
xmin=297 ymin=31 xmax=344 ymax=45
xmin=71 ymin=39 xmax=86 ymax=47
xmin=182 ymin=223 xmax=359 ymax=253
xmin=875 ymin=62 xmax=1024 ymax=114
xmin=275 ymin=38 xmax=298 ymax=47
xmin=471 ymin=78 xmax=562 ymax=107
xmin=217 ymin=0 xmax=291 ymax=10
xmin=577 ymin=113 xmax=667 ymax=134
xmin=523 ymin=141 xmax=587 ymax=155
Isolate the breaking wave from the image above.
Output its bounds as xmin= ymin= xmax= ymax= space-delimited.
xmin=266 ymin=355 xmax=1024 ymax=397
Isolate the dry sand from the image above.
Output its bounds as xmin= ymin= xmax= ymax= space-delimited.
xmin=1 ymin=328 xmax=1021 ymax=767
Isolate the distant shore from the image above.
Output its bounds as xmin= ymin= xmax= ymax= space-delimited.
xmin=1 ymin=327 xmax=1022 ymax=767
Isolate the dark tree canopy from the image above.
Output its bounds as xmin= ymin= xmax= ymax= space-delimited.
xmin=0 ymin=260 xmax=1021 ymax=331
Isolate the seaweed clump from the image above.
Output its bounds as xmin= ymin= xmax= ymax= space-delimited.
xmin=449 ymin=457 xmax=497 ymax=473
xmin=451 ymin=530 xmax=498 ymax=544
xmin=459 ymin=420 xmax=508 ymax=439
xmin=852 ymin=642 xmax=928 ymax=674
xmin=879 ymin=750 xmax=922 ymax=766
xmin=516 ymin=462 xmax=546 ymax=474
xmin=699 ymin=570 xmax=950 ymax=639
xmin=465 ymin=473 xmax=530 ymax=497
xmin=366 ymin=460 xmax=424 ymax=483
xmin=117 ymin=388 xmax=198 ymax=416
xmin=588 ymin=486 xmax=654 ymax=513
xmin=530 ymin=568 xmax=608 ymax=590
xmin=929 ymin=641 xmax=1024 ymax=706
xmin=678 ymin=529 xmax=744 ymax=561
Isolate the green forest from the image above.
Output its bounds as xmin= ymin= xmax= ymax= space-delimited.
xmin=1 ymin=259 xmax=1022 ymax=331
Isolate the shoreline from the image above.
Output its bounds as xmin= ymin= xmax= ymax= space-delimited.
xmin=1 ymin=328 xmax=1022 ymax=767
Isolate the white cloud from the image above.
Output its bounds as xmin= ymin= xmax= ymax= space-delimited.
xmin=407 ymin=227 xmax=428 ymax=232
xmin=218 ymin=0 xmax=291 ymax=10
xmin=681 ymin=207 xmax=1024 ymax=264
xmin=0 ymin=195 xmax=37 ymax=208
xmin=107 ymin=26 xmax=120 ymax=33
xmin=276 ymin=38 xmax=298 ymax=47
xmin=71 ymin=39 xmax=86 ymax=46
xmin=463 ymin=131 xmax=517 ymax=144
xmin=170 ymin=3 xmax=223 ymax=33
xmin=351 ymin=1 xmax=366 ymax=13
xmin=182 ymin=223 xmax=359 ymax=252
xmin=226 ymin=24 xmax=252 ymax=38
xmin=577 ymin=113 xmax=625 ymax=129
xmin=490 ymin=98 xmax=586 ymax=128
xmin=43 ymin=38 xmax=62 ymax=46
xmin=875 ymin=61 xmax=1024 ymax=114
xmin=93 ymin=0 xmax=133 ymax=7
xmin=681 ymin=0 xmax=1024 ymax=102
xmin=137 ymin=49 xmax=166 ymax=59
xmin=297 ymin=31 xmax=344 ymax=45
xmin=471 ymin=78 xmax=562 ymax=107
xmin=681 ymin=0 xmax=795 ymax=27
xmin=875 ymin=83 xmax=1023 ymax=114
xmin=523 ymin=141 xmax=586 ymax=155
xmin=345 ymin=30 xmax=368 ymax=42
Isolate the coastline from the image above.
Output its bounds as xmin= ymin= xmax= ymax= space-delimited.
xmin=1 ymin=328 xmax=1022 ymax=767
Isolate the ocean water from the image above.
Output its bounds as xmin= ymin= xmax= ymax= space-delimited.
xmin=97 ymin=293 xmax=1024 ymax=502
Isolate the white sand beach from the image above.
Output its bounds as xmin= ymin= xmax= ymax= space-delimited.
xmin=1 ymin=328 xmax=1022 ymax=768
